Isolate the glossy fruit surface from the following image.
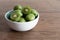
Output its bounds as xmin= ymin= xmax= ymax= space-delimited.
xmin=13 ymin=10 xmax=23 ymax=16
xmin=26 ymin=14 xmax=35 ymax=21
xmin=9 ymin=5 xmax=38 ymax=22
xmin=19 ymin=17 xmax=26 ymax=22
xmin=10 ymin=10 xmax=22 ymax=21
xmin=31 ymin=9 xmax=38 ymax=17
xmin=22 ymin=6 xmax=32 ymax=14
xmin=14 ymin=5 xmax=22 ymax=10
xmin=10 ymin=13 xmax=20 ymax=21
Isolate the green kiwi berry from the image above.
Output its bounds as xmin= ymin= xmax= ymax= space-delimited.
xmin=14 ymin=5 xmax=22 ymax=10
xmin=22 ymin=6 xmax=32 ymax=14
xmin=26 ymin=14 xmax=35 ymax=21
xmin=31 ymin=9 xmax=38 ymax=17
xmin=13 ymin=10 xmax=23 ymax=16
xmin=10 ymin=13 xmax=20 ymax=21
xmin=10 ymin=10 xmax=22 ymax=21
xmin=19 ymin=17 xmax=26 ymax=22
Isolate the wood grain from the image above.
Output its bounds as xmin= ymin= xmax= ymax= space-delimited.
xmin=0 ymin=0 xmax=60 ymax=40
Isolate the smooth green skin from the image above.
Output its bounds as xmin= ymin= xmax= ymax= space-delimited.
xmin=13 ymin=10 xmax=23 ymax=16
xmin=14 ymin=5 xmax=22 ymax=10
xmin=10 ymin=13 xmax=20 ymax=21
xmin=10 ymin=5 xmax=38 ymax=22
xmin=10 ymin=10 xmax=22 ymax=21
xmin=22 ymin=6 xmax=32 ymax=14
xmin=19 ymin=17 xmax=26 ymax=22
xmin=31 ymin=9 xmax=38 ymax=17
xmin=26 ymin=14 xmax=35 ymax=21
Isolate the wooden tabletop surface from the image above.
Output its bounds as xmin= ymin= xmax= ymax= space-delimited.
xmin=0 ymin=0 xmax=60 ymax=40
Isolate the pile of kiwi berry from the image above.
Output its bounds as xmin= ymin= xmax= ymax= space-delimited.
xmin=9 ymin=5 xmax=38 ymax=22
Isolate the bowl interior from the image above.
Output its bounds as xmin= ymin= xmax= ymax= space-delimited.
xmin=5 ymin=10 xmax=39 ymax=23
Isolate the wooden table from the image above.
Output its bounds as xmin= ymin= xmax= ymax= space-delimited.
xmin=0 ymin=0 xmax=60 ymax=40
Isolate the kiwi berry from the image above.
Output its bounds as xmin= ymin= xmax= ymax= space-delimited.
xmin=26 ymin=14 xmax=35 ymax=21
xmin=13 ymin=10 xmax=23 ymax=16
xmin=10 ymin=10 xmax=22 ymax=21
xmin=18 ymin=17 xmax=26 ymax=22
xmin=14 ymin=5 xmax=22 ymax=10
xmin=22 ymin=6 xmax=32 ymax=15
xmin=31 ymin=9 xmax=38 ymax=17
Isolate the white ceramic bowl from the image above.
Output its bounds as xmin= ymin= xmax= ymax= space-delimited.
xmin=5 ymin=10 xmax=39 ymax=31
